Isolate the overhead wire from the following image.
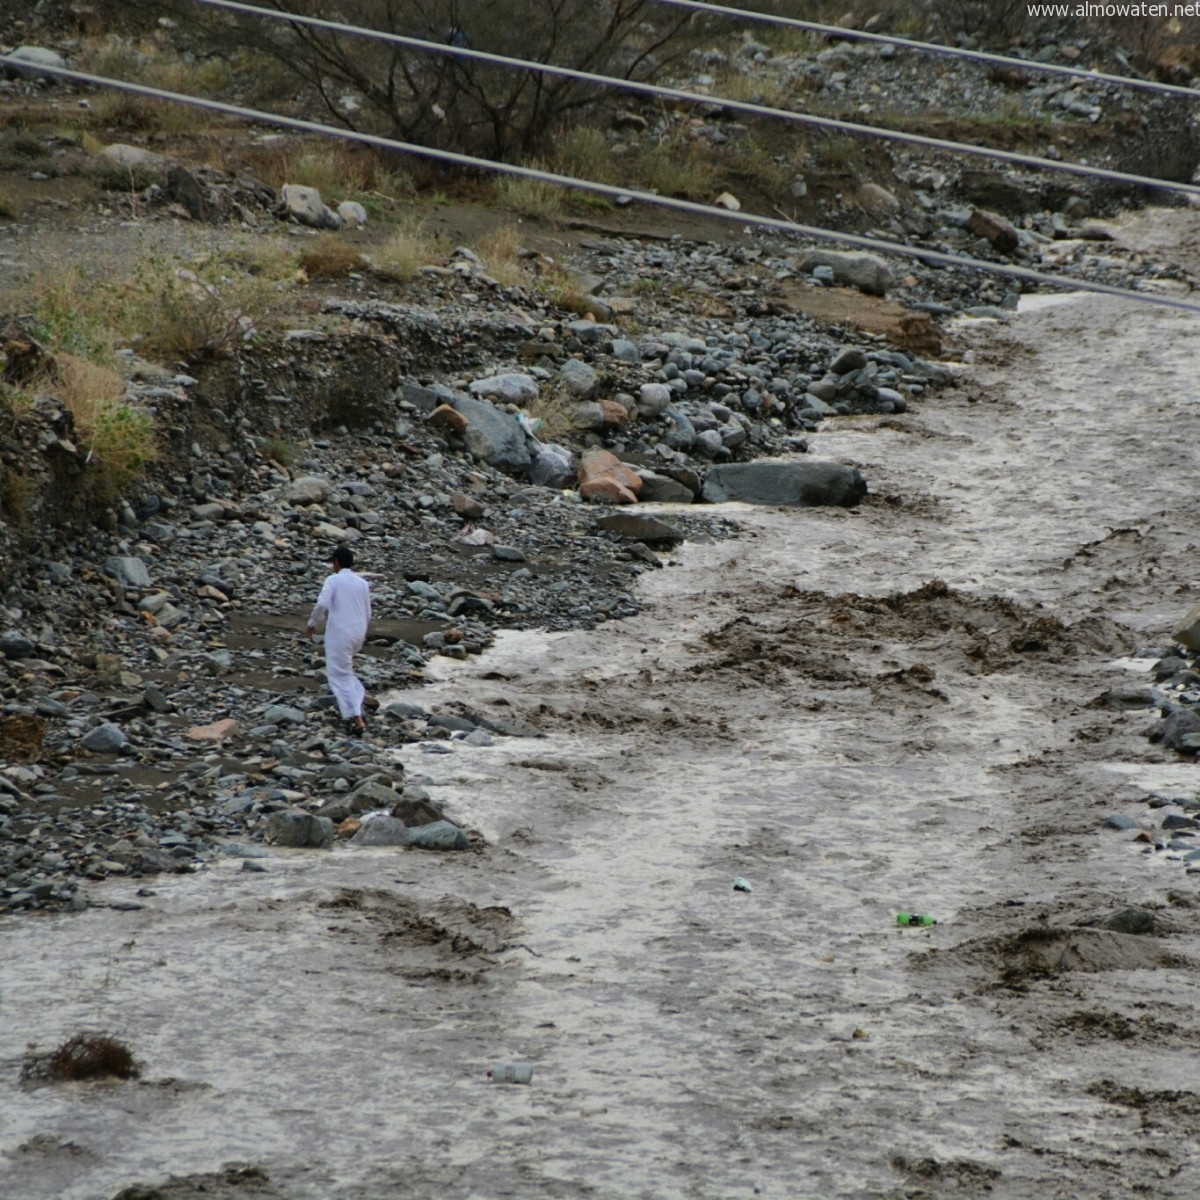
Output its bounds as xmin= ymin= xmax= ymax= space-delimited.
xmin=181 ymin=0 xmax=1200 ymax=203
xmin=3 ymin=57 xmax=1198 ymax=317
xmin=653 ymin=0 xmax=1200 ymax=102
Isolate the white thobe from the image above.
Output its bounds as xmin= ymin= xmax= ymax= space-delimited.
xmin=308 ymin=568 xmax=372 ymax=719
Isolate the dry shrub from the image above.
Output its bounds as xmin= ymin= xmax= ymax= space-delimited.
xmin=141 ymin=251 xmax=289 ymax=360
xmin=714 ymin=67 xmax=793 ymax=109
xmin=812 ymin=133 xmax=864 ymax=173
xmin=0 ymin=188 xmax=18 ymax=221
xmin=237 ymin=143 xmax=411 ymax=224
xmin=0 ymin=128 xmax=53 ymax=174
xmin=78 ymin=37 xmax=145 ymax=81
xmin=77 ymin=130 xmax=106 ymax=156
xmin=26 ymin=251 xmax=280 ymax=366
xmin=921 ymin=0 xmax=1029 ymax=44
xmin=25 ymin=1034 xmax=140 ymax=1083
xmin=80 ymin=33 xmax=232 ymax=102
xmin=0 ymin=470 xmax=36 ymax=540
xmin=632 ymin=141 xmax=715 ymax=199
xmin=137 ymin=272 xmax=256 ymax=360
xmin=259 ymin=143 xmax=410 ymax=201
xmin=722 ymin=137 xmax=795 ymax=197
xmin=56 ymin=355 xmax=157 ymax=492
xmin=89 ymin=89 xmax=195 ymax=136
xmin=260 ymin=435 xmax=299 ymax=468
xmin=5 ymin=130 xmax=46 ymax=159
xmin=298 ymin=234 xmax=366 ymax=280
xmin=90 ymin=89 xmax=154 ymax=132
xmin=476 ymin=230 xmax=597 ymax=310
xmin=237 ymin=49 xmax=304 ymax=106
xmin=546 ymin=281 xmax=598 ymax=316
xmin=26 ymin=264 xmax=117 ymax=361
xmin=88 ymin=157 xmax=161 ymax=193
xmin=0 ymin=711 xmax=44 ymax=761
xmin=225 ymin=238 xmax=299 ymax=282
xmin=492 ymin=169 xmax=565 ymax=220
xmin=753 ymin=24 xmax=824 ymax=55
xmin=524 ymin=384 xmax=578 ymax=443
xmin=477 ymin=225 xmax=531 ymax=289
xmin=371 ymin=222 xmax=447 ymax=282
xmin=281 ymin=148 xmax=369 ymax=197
xmin=555 ymin=126 xmax=617 ymax=184
xmin=143 ymin=56 xmax=232 ymax=97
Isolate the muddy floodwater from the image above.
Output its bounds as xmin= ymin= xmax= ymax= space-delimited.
xmin=4 ymin=212 xmax=1200 ymax=1199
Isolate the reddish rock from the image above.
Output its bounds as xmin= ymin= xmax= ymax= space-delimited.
xmin=577 ymin=448 xmax=643 ymax=502
xmin=598 ymin=398 xmax=630 ymax=428
xmin=185 ymin=718 xmax=239 ymax=742
xmin=966 ymin=208 xmax=1019 ymax=255
xmin=428 ymin=404 xmax=469 ymax=433
xmin=451 ymin=492 xmax=486 ymax=520
xmin=580 ymin=477 xmax=639 ymax=505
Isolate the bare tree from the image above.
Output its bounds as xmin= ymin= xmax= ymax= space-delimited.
xmin=163 ymin=0 xmax=720 ymax=158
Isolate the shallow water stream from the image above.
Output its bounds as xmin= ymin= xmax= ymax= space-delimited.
xmin=4 ymin=212 xmax=1200 ymax=1200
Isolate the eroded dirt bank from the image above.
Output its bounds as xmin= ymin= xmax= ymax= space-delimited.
xmin=3 ymin=219 xmax=1200 ymax=1198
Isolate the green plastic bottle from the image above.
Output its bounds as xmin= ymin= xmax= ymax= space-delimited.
xmin=896 ymin=912 xmax=937 ymax=926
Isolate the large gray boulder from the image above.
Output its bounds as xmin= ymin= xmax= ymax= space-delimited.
xmin=80 ymin=723 xmax=127 ymax=753
xmin=794 ymin=250 xmax=893 ymax=297
xmin=637 ymin=383 xmax=672 ymax=418
xmin=104 ymin=556 xmax=152 ymax=589
xmin=565 ymin=320 xmax=618 ymax=345
xmin=1150 ymin=708 xmax=1200 ymax=753
xmin=468 ymin=373 xmax=540 ymax=404
xmin=0 ymin=631 xmax=36 ymax=659
xmin=702 ymin=461 xmax=867 ymax=508
xmin=557 ymin=358 xmax=599 ymax=400
xmin=566 ymin=401 xmax=605 ymax=433
xmin=595 ymin=512 xmax=683 ymax=545
xmin=351 ymin=816 xmax=410 ymax=846
xmin=637 ymin=472 xmax=695 ymax=503
xmin=449 ymin=395 xmax=532 ymax=476
xmin=401 ymin=821 xmax=470 ymax=851
xmin=391 ymin=793 xmax=446 ymax=826
xmin=337 ymin=200 xmax=368 ymax=228
xmin=266 ymin=811 xmax=335 ymax=849
xmin=397 ymin=382 xmax=441 ymax=412
xmin=347 ymin=779 xmax=404 ymax=812
xmin=283 ymin=475 xmax=332 ymax=505
xmin=530 ymin=443 xmax=576 ymax=490
xmin=662 ymin=406 xmax=696 ymax=452
xmin=280 ymin=184 xmax=340 ymax=229
xmin=5 ymin=47 xmax=67 ymax=80
xmin=101 ymin=143 xmax=171 ymax=171
xmin=1174 ymin=603 xmax=1200 ymax=653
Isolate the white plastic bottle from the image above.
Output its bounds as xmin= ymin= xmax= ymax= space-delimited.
xmin=488 ymin=1062 xmax=533 ymax=1084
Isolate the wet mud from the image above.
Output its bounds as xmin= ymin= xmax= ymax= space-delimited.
xmin=4 ymin=210 xmax=1200 ymax=1199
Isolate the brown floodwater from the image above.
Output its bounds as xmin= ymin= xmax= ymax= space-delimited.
xmin=3 ymin=210 xmax=1200 ymax=1200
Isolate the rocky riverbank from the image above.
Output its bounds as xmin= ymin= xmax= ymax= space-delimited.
xmin=0 ymin=223 xmax=947 ymax=911
xmin=2 ymin=13 xmax=1200 ymax=917
xmin=3 ymin=211 xmax=1200 ymax=916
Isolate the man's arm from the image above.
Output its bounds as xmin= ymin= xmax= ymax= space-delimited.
xmin=305 ymin=575 xmax=335 ymax=638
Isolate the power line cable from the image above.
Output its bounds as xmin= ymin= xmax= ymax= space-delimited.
xmin=181 ymin=0 xmax=1200 ymax=203
xmin=653 ymin=0 xmax=1200 ymax=102
xmin=3 ymin=56 xmax=1198 ymax=318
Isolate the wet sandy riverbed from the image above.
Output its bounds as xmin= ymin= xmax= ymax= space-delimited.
xmin=3 ymin=212 xmax=1200 ymax=1200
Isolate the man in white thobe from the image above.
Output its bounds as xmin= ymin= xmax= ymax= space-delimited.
xmin=305 ymin=545 xmax=371 ymax=733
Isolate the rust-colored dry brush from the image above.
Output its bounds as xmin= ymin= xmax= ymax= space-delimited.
xmin=21 ymin=1034 xmax=140 ymax=1084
